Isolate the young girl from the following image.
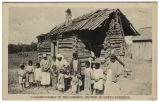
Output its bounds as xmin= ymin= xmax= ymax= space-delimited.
xmin=34 ymin=63 xmax=42 ymax=88
xmin=18 ymin=64 xmax=26 ymax=89
xmin=71 ymin=73 xmax=79 ymax=94
xmin=84 ymin=61 xmax=93 ymax=95
xmin=57 ymin=69 xmax=65 ymax=92
xmin=92 ymin=63 xmax=104 ymax=95
xmin=26 ymin=60 xmax=34 ymax=88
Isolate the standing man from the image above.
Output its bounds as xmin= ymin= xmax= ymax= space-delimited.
xmin=40 ymin=54 xmax=51 ymax=88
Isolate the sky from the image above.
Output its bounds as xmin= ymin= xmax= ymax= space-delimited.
xmin=8 ymin=7 xmax=152 ymax=44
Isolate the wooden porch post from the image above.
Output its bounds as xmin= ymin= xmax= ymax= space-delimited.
xmin=51 ymin=40 xmax=54 ymax=57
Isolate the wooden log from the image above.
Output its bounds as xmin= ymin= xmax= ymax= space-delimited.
xmin=80 ymin=59 xmax=89 ymax=63
xmin=59 ymin=38 xmax=73 ymax=42
xmin=58 ymin=44 xmax=72 ymax=48
xmin=110 ymin=42 xmax=123 ymax=44
xmin=78 ymin=55 xmax=91 ymax=58
xmin=58 ymin=42 xmax=72 ymax=44
xmin=38 ymin=52 xmax=51 ymax=55
xmin=109 ymin=36 xmax=123 ymax=39
xmin=38 ymin=49 xmax=51 ymax=52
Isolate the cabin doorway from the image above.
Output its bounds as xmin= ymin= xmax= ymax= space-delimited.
xmin=78 ymin=30 xmax=106 ymax=58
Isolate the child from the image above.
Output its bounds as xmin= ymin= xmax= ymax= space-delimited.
xmin=57 ymin=69 xmax=65 ymax=92
xmin=26 ymin=60 xmax=34 ymax=88
xmin=51 ymin=56 xmax=58 ymax=90
xmin=18 ymin=64 xmax=26 ymax=89
xmin=70 ymin=53 xmax=81 ymax=93
xmin=71 ymin=72 xmax=79 ymax=94
xmin=84 ymin=61 xmax=93 ymax=95
xmin=34 ymin=63 xmax=42 ymax=88
xmin=92 ymin=63 xmax=104 ymax=95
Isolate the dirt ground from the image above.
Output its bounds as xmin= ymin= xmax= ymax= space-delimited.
xmin=8 ymin=52 xmax=152 ymax=95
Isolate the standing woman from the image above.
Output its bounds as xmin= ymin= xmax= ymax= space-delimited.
xmin=104 ymin=54 xmax=125 ymax=95
xmin=40 ymin=54 xmax=51 ymax=88
xmin=55 ymin=54 xmax=69 ymax=91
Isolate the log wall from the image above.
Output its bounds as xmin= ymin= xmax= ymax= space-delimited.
xmin=57 ymin=37 xmax=73 ymax=63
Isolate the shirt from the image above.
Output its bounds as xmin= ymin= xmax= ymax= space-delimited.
xmin=26 ymin=65 xmax=34 ymax=73
xmin=55 ymin=59 xmax=68 ymax=70
xmin=73 ymin=60 xmax=78 ymax=72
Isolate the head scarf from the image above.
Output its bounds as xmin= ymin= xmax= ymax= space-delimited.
xmin=56 ymin=54 xmax=64 ymax=59
xmin=43 ymin=53 xmax=47 ymax=58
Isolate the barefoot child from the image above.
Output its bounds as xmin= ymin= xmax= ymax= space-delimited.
xmin=26 ymin=60 xmax=34 ymax=88
xmin=51 ymin=56 xmax=58 ymax=90
xmin=18 ymin=64 xmax=26 ymax=89
xmin=70 ymin=53 xmax=81 ymax=93
xmin=57 ymin=69 xmax=65 ymax=92
xmin=92 ymin=63 xmax=104 ymax=95
xmin=84 ymin=61 xmax=93 ymax=95
xmin=71 ymin=73 xmax=79 ymax=94
xmin=34 ymin=63 xmax=42 ymax=88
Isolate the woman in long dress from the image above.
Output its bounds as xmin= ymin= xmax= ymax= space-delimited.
xmin=40 ymin=54 xmax=51 ymax=88
xmin=55 ymin=54 xmax=69 ymax=91
xmin=104 ymin=55 xmax=125 ymax=95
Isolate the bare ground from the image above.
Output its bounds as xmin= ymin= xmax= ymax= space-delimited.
xmin=8 ymin=53 xmax=152 ymax=95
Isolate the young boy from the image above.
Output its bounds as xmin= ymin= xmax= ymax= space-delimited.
xmin=18 ymin=64 xmax=26 ymax=89
xmin=92 ymin=63 xmax=104 ymax=95
xmin=34 ymin=63 xmax=41 ymax=88
xmin=84 ymin=61 xmax=93 ymax=95
xmin=26 ymin=60 xmax=34 ymax=88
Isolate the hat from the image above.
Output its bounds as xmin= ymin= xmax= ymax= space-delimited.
xmin=57 ymin=54 xmax=63 ymax=58
xmin=43 ymin=54 xmax=47 ymax=57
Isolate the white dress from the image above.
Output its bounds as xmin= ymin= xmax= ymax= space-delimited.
xmin=55 ymin=59 xmax=68 ymax=72
xmin=84 ymin=67 xmax=93 ymax=94
xmin=26 ymin=65 xmax=34 ymax=83
xmin=34 ymin=68 xmax=42 ymax=81
xmin=93 ymin=68 xmax=104 ymax=90
xmin=104 ymin=68 xmax=121 ymax=95
xmin=57 ymin=74 xmax=65 ymax=91
xmin=40 ymin=59 xmax=50 ymax=85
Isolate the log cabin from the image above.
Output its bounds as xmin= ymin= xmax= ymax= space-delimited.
xmin=36 ymin=8 xmax=139 ymax=66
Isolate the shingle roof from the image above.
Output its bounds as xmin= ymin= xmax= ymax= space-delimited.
xmin=132 ymin=27 xmax=152 ymax=41
xmin=37 ymin=8 xmax=138 ymax=38
xmin=50 ymin=9 xmax=116 ymax=35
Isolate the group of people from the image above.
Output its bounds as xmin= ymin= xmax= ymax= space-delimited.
xmin=18 ymin=52 xmax=126 ymax=95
